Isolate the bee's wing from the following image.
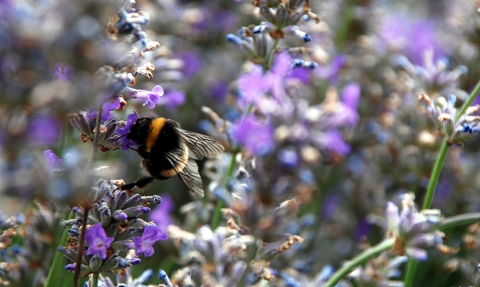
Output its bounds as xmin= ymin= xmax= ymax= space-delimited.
xmin=177 ymin=129 xmax=224 ymax=160
xmin=163 ymin=150 xmax=204 ymax=198
xmin=177 ymin=159 xmax=205 ymax=198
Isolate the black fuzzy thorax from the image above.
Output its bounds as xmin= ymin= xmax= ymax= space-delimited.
xmin=127 ymin=117 xmax=151 ymax=146
xmin=149 ymin=119 xmax=182 ymax=157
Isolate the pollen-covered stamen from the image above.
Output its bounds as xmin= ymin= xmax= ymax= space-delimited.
xmin=438 ymin=113 xmax=452 ymax=122
xmin=419 ymin=92 xmax=433 ymax=108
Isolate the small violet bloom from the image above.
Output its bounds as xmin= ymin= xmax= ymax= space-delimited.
xmin=117 ymin=112 xmax=138 ymax=150
xmin=43 ymin=150 xmax=64 ymax=171
xmin=178 ymin=51 xmax=202 ymax=78
xmin=385 ymin=193 xmax=449 ymax=261
xmin=265 ymin=52 xmax=292 ymax=101
xmin=339 ymin=82 xmax=361 ymax=128
xmin=54 ymin=63 xmax=74 ymax=82
xmin=85 ymin=223 xmax=114 ymax=259
xmin=233 ymin=115 xmax=274 ymax=156
xmin=238 ymin=66 xmax=266 ymax=105
xmin=321 ymin=130 xmax=351 ymax=156
xmin=420 ymin=92 xmax=480 ymax=144
xmin=101 ymin=96 xmax=122 ymax=121
xmin=133 ymin=226 xmax=168 ymax=257
xmin=314 ymin=54 xmax=347 ymax=84
xmin=380 ymin=16 xmax=449 ymax=66
xmin=123 ymin=85 xmax=164 ymax=109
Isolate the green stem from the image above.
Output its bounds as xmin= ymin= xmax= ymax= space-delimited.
xmin=211 ymin=150 xmax=238 ymax=229
xmin=263 ymin=38 xmax=280 ymax=70
xmin=323 ymin=211 xmax=480 ymax=287
xmin=421 ymin=139 xmax=449 ymax=210
xmin=74 ymin=205 xmax=90 ymax=287
xmin=438 ymin=212 xmax=480 ymax=230
xmin=323 ymin=238 xmax=395 ymax=287
xmin=75 ymin=104 xmax=103 ymax=287
xmin=404 ymin=79 xmax=480 ymax=286
xmin=45 ymin=211 xmax=75 ymax=287
xmin=403 ymin=260 xmax=418 ymax=287
xmin=90 ymin=272 xmax=99 ymax=287
xmin=211 ymin=102 xmax=251 ymax=229
xmin=86 ymin=104 xmax=103 ymax=171
xmin=239 ymin=241 xmax=259 ymax=286
xmin=456 ymin=80 xmax=480 ymax=122
xmin=335 ymin=0 xmax=354 ymax=50
xmin=211 ymin=200 xmax=224 ymax=230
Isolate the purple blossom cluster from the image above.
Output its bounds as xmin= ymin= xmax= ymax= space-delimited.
xmin=58 ymin=178 xmax=167 ymax=275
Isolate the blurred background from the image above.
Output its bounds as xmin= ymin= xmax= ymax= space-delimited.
xmin=2 ymin=0 xmax=480 ymax=286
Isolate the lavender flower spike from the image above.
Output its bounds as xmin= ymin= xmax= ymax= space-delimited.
xmin=420 ymin=92 xmax=480 ymax=144
xmin=385 ymin=193 xmax=446 ymax=261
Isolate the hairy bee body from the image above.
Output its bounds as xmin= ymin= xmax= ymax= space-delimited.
xmin=121 ymin=117 xmax=224 ymax=198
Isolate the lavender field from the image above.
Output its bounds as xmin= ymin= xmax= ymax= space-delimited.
xmin=2 ymin=0 xmax=480 ymax=286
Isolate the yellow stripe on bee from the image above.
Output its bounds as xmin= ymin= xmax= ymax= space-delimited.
xmin=160 ymin=146 xmax=189 ymax=177
xmin=161 ymin=168 xmax=178 ymax=177
xmin=146 ymin=117 xmax=166 ymax=152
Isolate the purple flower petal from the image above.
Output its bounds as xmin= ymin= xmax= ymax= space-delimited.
xmin=133 ymin=226 xmax=168 ymax=257
xmin=314 ymin=54 xmax=347 ymax=84
xmin=265 ymin=53 xmax=292 ymax=101
xmin=54 ymin=62 xmax=74 ymax=82
xmin=289 ymin=67 xmax=311 ymax=83
xmin=117 ymin=112 xmax=138 ymax=150
xmin=27 ymin=115 xmax=61 ymax=146
xmin=102 ymin=97 xmax=121 ymax=122
xmin=336 ymin=82 xmax=361 ymax=128
xmin=341 ymin=83 xmax=361 ymax=111
xmin=386 ymin=201 xmax=400 ymax=232
xmin=43 ymin=150 xmax=64 ymax=171
xmin=271 ymin=52 xmax=291 ymax=77
xmin=178 ymin=51 xmax=202 ymax=78
xmin=233 ymin=116 xmax=274 ymax=156
xmin=238 ymin=66 xmax=266 ymax=105
xmin=322 ymin=130 xmax=351 ymax=155
xmin=209 ymin=81 xmax=229 ymax=101
xmin=85 ymin=223 xmax=114 ymax=259
xmin=380 ymin=15 xmax=449 ymax=66
xmin=405 ymin=246 xmax=428 ymax=261
xmin=123 ymin=85 xmax=164 ymax=109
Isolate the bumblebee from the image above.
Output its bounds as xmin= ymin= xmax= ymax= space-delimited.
xmin=120 ymin=117 xmax=224 ymax=198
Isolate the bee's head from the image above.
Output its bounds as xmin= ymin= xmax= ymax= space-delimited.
xmin=127 ymin=117 xmax=152 ymax=144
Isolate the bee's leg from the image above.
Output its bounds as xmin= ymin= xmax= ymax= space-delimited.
xmin=120 ymin=176 xmax=155 ymax=190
